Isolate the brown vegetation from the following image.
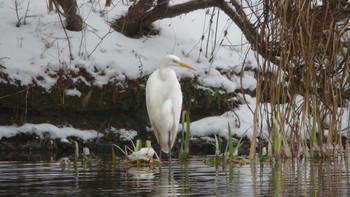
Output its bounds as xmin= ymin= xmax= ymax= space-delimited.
xmin=250 ymin=0 xmax=350 ymax=159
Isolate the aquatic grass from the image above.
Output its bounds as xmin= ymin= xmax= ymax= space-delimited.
xmin=74 ymin=140 xmax=79 ymax=175
xmin=112 ymin=146 xmax=117 ymax=174
xmin=249 ymin=86 xmax=260 ymax=160
xmin=179 ymin=110 xmax=191 ymax=163
xmin=135 ymin=139 xmax=142 ymax=152
xmin=134 ymin=140 xmax=142 ymax=167
xmin=225 ymin=123 xmax=234 ymax=159
xmin=81 ymin=147 xmax=93 ymax=170
xmin=59 ymin=142 xmax=100 ymax=172
xmin=180 ymin=163 xmax=190 ymax=195
xmin=113 ymin=143 xmax=128 ymax=156
xmin=272 ymin=116 xmax=281 ymax=159
xmin=113 ymin=139 xmax=140 ymax=157
xmin=205 ymin=124 xmax=249 ymax=168
xmin=227 ymin=162 xmax=235 ymax=183
xmin=113 ymin=139 xmax=160 ymax=168
xmin=214 ymin=134 xmax=220 ymax=156
xmin=213 ymin=134 xmax=221 ymax=168
xmin=310 ymin=99 xmax=319 ymax=158
xmin=59 ymin=158 xmax=71 ymax=170
xmin=310 ymin=161 xmax=316 ymax=197
xmin=272 ymin=161 xmax=281 ymax=197
xmin=227 ymin=125 xmax=249 ymax=165
xmin=135 ymin=140 xmax=142 ymax=166
xmin=346 ymin=117 xmax=350 ymax=157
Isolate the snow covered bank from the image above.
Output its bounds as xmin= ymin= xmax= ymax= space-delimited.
xmin=0 ymin=0 xmax=260 ymax=148
xmin=0 ymin=123 xmax=100 ymax=142
xmin=0 ymin=0 xmax=256 ymax=93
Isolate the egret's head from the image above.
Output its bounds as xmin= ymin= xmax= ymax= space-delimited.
xmin=161 ymin=55 xmax=196 ymax=70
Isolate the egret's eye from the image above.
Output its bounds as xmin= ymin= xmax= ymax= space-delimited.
xmin=172 ymin=59 xmax=177 ymax=63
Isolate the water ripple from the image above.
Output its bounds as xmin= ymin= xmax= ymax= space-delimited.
xmin=0 ymin=157 xmax=350 ymax=196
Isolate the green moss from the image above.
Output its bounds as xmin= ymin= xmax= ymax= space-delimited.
xmin=214 ymin=88 xmax=221 ymax=110
xmin=204 ymin=89 xmax=212 ymax=108
xmin=183 ymin=78 xmax=194 ymax=111
xmin=36 ymin=75 xmax=45 ymax=81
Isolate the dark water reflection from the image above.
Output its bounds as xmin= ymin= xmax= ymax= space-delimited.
xmin=0 ymin=154 xmax=350 ymax=196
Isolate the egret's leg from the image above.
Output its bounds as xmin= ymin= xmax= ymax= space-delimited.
xmin=168 ymin=150 xmax=172 ymax=173
xmin=168 ymin=130 xmax=172 ymax=173
xmin=159 ymin=150 xmax=163 ymax=173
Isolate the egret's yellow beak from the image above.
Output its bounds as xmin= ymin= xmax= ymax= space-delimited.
xmin=175 ymin=60 xmax=196 ymax=71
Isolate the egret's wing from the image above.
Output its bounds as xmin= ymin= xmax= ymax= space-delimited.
xmin=145 ymin=71 xmax=161 ymax=144
xmin=169 ymin=84 xmax=182 ymax=150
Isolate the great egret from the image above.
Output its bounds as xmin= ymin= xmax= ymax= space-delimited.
xmin=146 ymin=55 xmax=196 ymax=164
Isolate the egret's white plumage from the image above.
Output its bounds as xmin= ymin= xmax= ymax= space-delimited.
xmin=146 ymin=55 xmax=195 ymax=155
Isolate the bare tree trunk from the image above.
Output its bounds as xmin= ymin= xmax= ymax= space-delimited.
xmin=112 ymin=0 xmax=155 ymax=37
xmin=55 ymin=0 xmax=83 ymax=31
xmin=111 ymin=0 xmax=281 ymax=65
xmin=112 ymin=0 xmax=221 ymax=37
xmin=48 ymin=0 xmax=54 ymax=12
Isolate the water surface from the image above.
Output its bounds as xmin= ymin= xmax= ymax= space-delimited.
xmin=0 ymin=154 xmax=349 ymax=196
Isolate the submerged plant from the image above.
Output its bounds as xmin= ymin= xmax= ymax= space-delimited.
xmin=179 ymin=110 xmax=191 ymax=163
xmin=113 ymin=140 xmax=160 ymax=168
xmin=272 ymin=116 xmax=281 ymax=159
xmin=226 ymin=124 xmax=249 ymax=165
xmin=214 ymin=134 xmax=220 ymax=156
xmin=59 ymin=158 xmax=71 ymax=170
xmin=225 ymin=123 xmax=234 ymax=159
xmin=74 ymin=140 xmax=79 ymax=175
xmin=205 ymin=123 xmax=250 ymax=168
xmin=112 ymin=146 xmax=117 ymax=174
xmin=135 ymin=139 xmax=142 ymax=151
xmin=59 ymin=141 xmax=102 ymax=174
xmin=81 ymin=146 xmax=93 ymax=169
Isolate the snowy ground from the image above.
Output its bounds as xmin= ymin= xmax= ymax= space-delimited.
xmin=4 ymin=0 xmax=348 ymax=147
xmin=0 ymin=0 xmax=261 ymax=143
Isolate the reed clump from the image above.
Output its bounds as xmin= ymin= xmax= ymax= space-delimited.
xmin=205 ymin=124 xmax=250 ymax=168
xmin=249 ymin=1 xmax=350 ymax=159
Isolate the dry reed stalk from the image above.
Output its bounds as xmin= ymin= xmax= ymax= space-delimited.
xmin=249 ymin=73 xmax=260 ymax=160
xmin=250 ymin=0 xmax=349 ymax=159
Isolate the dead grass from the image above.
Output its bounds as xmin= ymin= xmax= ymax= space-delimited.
xmin=249 ymin=0 xmax=350 ymax=159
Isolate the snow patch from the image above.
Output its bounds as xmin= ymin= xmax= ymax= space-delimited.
xmin=0 ymin=123 xmax=101 ymax=142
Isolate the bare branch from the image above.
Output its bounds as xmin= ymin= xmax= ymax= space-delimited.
xmin=14 ymin=0 xmax=22 ymax=27
xmin=53 ymin=1 xmax=74 ymax=60
xmin=88 ymin=27 xmax=114 ymax=58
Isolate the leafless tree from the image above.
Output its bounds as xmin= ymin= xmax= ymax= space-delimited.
xmin=53 ymin=0 xmax=83 ymax=31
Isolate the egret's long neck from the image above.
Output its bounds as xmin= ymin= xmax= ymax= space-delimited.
xmin=158 ymin=62 xmax=171 ymax=80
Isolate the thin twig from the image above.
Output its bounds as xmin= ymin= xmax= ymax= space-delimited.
xmin=88 ymin=27 xmax=114 ymax=58
xmin=14 ymin=0 xmax=22 ymax=27
xmin=23 ymin=0 xmax=30 ymax=25
xmin=0 ymin=89 xmax=26 ymax=99
xmin=53 ymin=1 xmax=74 ymax=60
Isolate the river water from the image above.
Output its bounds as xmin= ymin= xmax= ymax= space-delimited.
xmin=0 ymin=153 xmax=349 ymax=196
